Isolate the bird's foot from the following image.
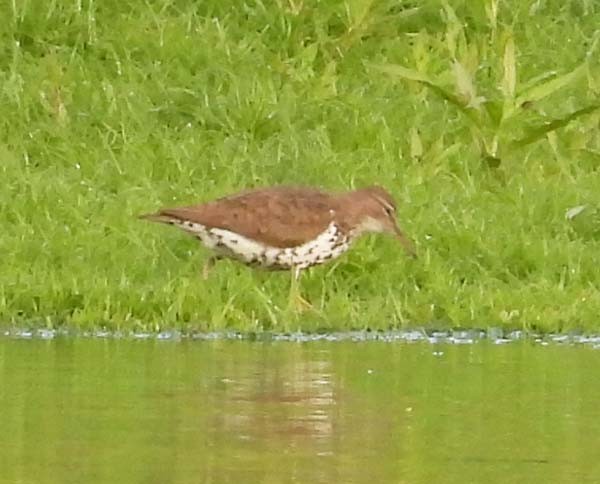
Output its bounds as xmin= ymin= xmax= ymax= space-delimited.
xmin=289 ymin=291 xmax=313 ymax=312
xmin=201 ymin=255 xmax=222 ymax=280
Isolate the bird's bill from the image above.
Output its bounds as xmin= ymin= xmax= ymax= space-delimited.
xmin=393 ymin=225 xmax=417 ymax=258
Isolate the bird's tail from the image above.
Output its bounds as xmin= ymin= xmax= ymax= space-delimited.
xmin=138 ymin=212 xmax=177 ymax=224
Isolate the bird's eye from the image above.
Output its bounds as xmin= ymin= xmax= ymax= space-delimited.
xmin=383 ymin=206 xmax=394 ymax=216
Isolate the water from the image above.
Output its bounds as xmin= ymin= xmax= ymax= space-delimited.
xmin=1 ymin=338 xmax=600 ymax=483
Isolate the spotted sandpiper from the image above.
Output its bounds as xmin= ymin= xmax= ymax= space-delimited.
xmin=140 ymin=185 xmax=415 ymax=306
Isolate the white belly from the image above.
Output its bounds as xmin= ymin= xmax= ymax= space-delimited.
xmin=175 ymin=221 xmax=351 ymax=269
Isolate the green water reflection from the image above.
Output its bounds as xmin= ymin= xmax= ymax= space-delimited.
xmin=1 ymin=339 xmax=599 ymax=483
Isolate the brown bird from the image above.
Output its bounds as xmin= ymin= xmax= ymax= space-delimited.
xmin=140 ymin=185 xmax=415 ymax=307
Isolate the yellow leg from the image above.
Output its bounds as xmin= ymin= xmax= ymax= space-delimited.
xmin=202 ymin=255 xmax=221 ymax=280
xmin=288 ymin=266 xmax=312 ymax=311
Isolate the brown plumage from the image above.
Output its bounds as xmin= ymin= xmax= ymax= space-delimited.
xmin=140 ymin=185 xmax=415 ymax=277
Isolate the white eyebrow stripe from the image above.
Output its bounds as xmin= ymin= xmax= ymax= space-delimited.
xmin=373 ymin=195 xmax=395 ymax=212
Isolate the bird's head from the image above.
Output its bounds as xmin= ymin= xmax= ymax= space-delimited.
xmin=347 ymin=186 xmax=416 ymax=258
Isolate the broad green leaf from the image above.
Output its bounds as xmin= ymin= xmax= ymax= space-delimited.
xmin=370 ymin=63 xmax=481 ymax=123
xmin=453 ymin=60 xmax=477 ymax=105
xmin=566 ymin=205 xmax=587 ymax=220
xmin=516 ymin=63 xmax=587 ymax=105
xmin=511 ymin=103 xmax=600 ymax=148
xmin=369 ymin=63 xmax=431 ymax=83
xmin=502 ymin=34 xmax=516 ymax=100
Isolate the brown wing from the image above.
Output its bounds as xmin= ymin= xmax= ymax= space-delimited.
xmin=151 ymin=186 xmax=338 ymax=248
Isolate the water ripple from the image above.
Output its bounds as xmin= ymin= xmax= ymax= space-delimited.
xmin=2 ymin=327 xmax=600 ymax=347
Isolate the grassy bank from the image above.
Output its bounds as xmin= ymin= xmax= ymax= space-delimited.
xmin=2 ymin=0 xmax=600 ymax=332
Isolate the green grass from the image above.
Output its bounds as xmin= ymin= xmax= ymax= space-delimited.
xmin=2 ymin=0 xmax=600 ymax=333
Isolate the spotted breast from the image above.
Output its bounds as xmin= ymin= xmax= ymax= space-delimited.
xmin=175 ymin=219 xmax=352 ymax=270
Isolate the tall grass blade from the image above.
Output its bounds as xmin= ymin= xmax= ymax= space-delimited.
xmin=511 ymin=103 xmax=600 ymax=148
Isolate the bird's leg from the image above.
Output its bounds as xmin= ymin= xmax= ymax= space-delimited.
xmin=288 ymin=266 xmax=312 ymax=311
xmin=202 ymin=255 xmax=222 ymax=280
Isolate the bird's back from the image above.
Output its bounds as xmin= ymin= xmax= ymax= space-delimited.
xmin=155 ymin=186 xmax=339 ymax=248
